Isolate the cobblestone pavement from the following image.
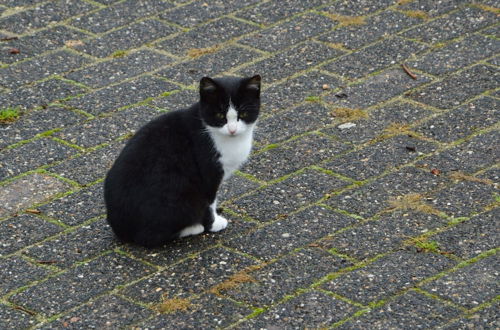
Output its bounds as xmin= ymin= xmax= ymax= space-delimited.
xmin=0 ymin=0 xmax=499 ymax=328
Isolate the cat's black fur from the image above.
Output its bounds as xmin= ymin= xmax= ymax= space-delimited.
xmin=104 ymin=75 xmax=261 ymax=248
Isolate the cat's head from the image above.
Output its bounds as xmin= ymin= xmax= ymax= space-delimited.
xmin=199 ymin=75 xmax=261 ymax=137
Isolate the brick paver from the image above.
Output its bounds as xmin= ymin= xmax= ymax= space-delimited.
xmin=0 ymin=0 xmax=498 ymax=328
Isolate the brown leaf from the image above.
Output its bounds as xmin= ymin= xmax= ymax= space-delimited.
xmin=9 ymin=48 xmax=20 ymax=54
xmin=430 ymin=168 xmax=441 ymax=176
xmin=26 ymin=209 xmax=41 ymax=214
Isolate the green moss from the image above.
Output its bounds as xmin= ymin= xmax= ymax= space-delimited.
xmin=0 ymin=107 xmax=20 ymax=124
xmin=111 ymin=50 xmax=127 ymax=58
xmin=305 ymin=95 xmax=321 ymax=102
xmin=414 ymin=239 xmax=440 ymax=253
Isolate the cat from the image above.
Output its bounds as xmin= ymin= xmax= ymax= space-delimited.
xmin=104 ymin=75 xmax=261 ymax=248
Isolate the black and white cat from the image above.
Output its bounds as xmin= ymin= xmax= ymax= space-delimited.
xmin=104 ymin=75 xmax=261 ymax=248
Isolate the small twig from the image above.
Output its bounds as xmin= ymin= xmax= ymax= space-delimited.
xmin=36 ymin=260 xmax=58 ymax=264
xmin=13 ymin=305 xmax=36 ymax=316
xmin=401 ymin=63 xmax=417 ymax=80
xmin=25 ymin=209 xmax=41 ymax=214
xmin=0 ymin=36 xmax=18 ymax=41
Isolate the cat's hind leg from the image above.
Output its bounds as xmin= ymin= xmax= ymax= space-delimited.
xmin=207 ymin=200 xmax=228 ymax=232
xmin=179 ymin=224 xmax=204 ymax=238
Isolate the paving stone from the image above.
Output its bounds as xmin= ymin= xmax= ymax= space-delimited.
xmin=0 ymin=0 xmax=47 ymax=5
xmin=0 ymin=256 xmax=50 ymax=295
xmin=243 ymin=133 xmax=351 ymax=181
xmin=0 ymin=25 xmax=90 ymax=64
xmin=403 ymin=7 xmax=498 ymax=44
xmin=225 ymin=248 xmax=352 ymax=306
xmin=0 ymin=214 xmax=63 ymax=256
xmin=149 ymin=89 xmax=198 ymax=111
xmin=121 ymin=215 xmax=255 ymax=267
xmin=323 ymin=210 xmax=448 ymax=260
xmin=157 ymin=17 xmax=257 ymax=57
xmin=54 ymin=106 xmax=160 ymax=148
xmin=243 ymin=290 xmax=358 ymax=329
xmin=64 ymin=76 xmax=177 ymax=115
xmin=122 ymin=247 xmax=256 ymax=302
xmin=430 ymin=179 xmax=498 ymax=218
xmin=325 ymin=68 xmax=431 ymax=109
xmin=227 ymin=205 xmax=358 ymax=260
xmin=324 ymin=250 xmax=455 ymax=305
xmin=0 ymin=138 xmax=77 ymax=180
xmin=139 ymin=293 xmax=252 ymax=329
xmin=408 ymin=35 xmax=500 ymax=76
xmin=0 ymin=0 xmax=97 ymax=34
xmin=0 ymin=78 xmax=87 ymax=111
xmin=423 ymin=255 xmax=499 ymax=309
xmin=238 ymin=41 xmax=345 ymax=84
xmin=481 ymin=24 xmax=499 ymax=38
xmin=322 ymin=0 xmax=395 ymax=16
xmin=261 ymin=70 xmax=343 ymax=114
xmin=323 ymin=100 xmax=433 ymax=145
xmin=325 ymin=135 xmax=437 ymax=181
xmin=0 ymin=173 xmax=71 ymax=218
xmin=239 ymin=13 xmax=337 ymax=52
xmin=396 ymin=0 xmax=469 ymax=17
xmin=0 ymin=304 xmax=35 ymax=329
xmin=233 ymin=169 xmax=350 ymax=222
xmin=0 ymin=50 xmax=91 ymax=88
xmin=236 ymin=0 xmax=331 ymax=26
xmin=44 ymin=294 xmax=152 ymax=330
xmin=71 ymin=0 xmax=173 ymax=34
xmin=339 ymin=290 xmax=461 ymax=329
xmin=317 ymin=10 xmax=423 ymax=50
xmin=218 ymin=174 xmax=261 ymax=202
xmin=409 ymin=64 xmax=499 ymax=109
xmin=254 ymin=102 xmax=332 ymax=146
xmin=24 ymin=218 xmax=116 ymax=268
xmin=0 ymin=106 xmax=86 ymax=149
xmin=66 ymin=50 xmax=174 ymax=88
xmin=443 ymin=301 xmax=500 ymax=330
xmin=431 ymin=208 xmax=499 ymax=260
xmin=36 ymin=182 xmax=103 ymax=226
xmin=324 ymin=37 xmax=427 ymax=80
xmin=48 ymin=141 xmax=125 ymax=186
xmin=418 ymin=130 xmax=500 ymax=174
xmin=157 ymin=45 xmax=261 ymax=86
xmin=160 ymin=0 xmax=260 ymax=27
xmin=327 ymin=167 xmax=448 ymax=218
xmin=417 ymin=96 xmax=498 ymax=143
xmin=10 ymin=252 xmax=154 ymax=317
xmin=74 ymin=19 xmax=179 ymax=58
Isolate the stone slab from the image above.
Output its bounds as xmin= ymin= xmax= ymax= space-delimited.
xmin=37 ymin=182 xmax=104 ymax=226
xmin=233 ymin=169 xmax=349 ymax=222
xmin=10 ymin=252 xmax=154 ymax=317
xmin=0 ymin=214 xmax=62 ymax=256
xmin=324 ymin=249 xmax=455 ymax=305
xmin=226 ymin=205 xmax=358 ymax=260
xmin=0 ymin=138 xmax=77 ymax=180
xmin=323 ymin=210 xmax=448 ymax=260
xmin=0 ymin=173 xmax=71 ymax=218
xmin=431 ymin=208 xmax=499 ymax=260
xmin=423 ymin=255 xmax=499 ymax=309
xmin=0 ymin=256 xmax=50 ymax=295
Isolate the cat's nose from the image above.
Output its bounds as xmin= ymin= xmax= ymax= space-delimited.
xmin=229 ymin=128 xmax=236 ymax=135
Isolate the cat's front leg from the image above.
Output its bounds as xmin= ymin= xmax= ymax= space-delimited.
xmin=208 ymin=199 xmax=228 ymax=232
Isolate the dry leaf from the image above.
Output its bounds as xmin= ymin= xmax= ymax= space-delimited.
xmin=65 ymin=40 xmax=84 ymax=48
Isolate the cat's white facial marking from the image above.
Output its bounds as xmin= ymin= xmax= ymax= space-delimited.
xmin=226 ymin=103 xmax=238 ymax=135
xmin=179 ymin=223 xmax=204 ymax=238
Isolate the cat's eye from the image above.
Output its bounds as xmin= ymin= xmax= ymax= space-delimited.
xmin=215 ymin=112 xmax=225 ymax=119
xmin=239 ymin=112 xmax=248 ymax=119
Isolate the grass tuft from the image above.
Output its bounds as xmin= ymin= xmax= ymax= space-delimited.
xmin=448 ymin=171 xmax=494 ymax=186
xmin=209 ymin=264 xmax=262 ymax=295
xmin=324 ymin=13 xmax=366 ymax=27
xmin=331 ymin=107 xmax=368 ymax=123
xmin=187 ymin=45 xmax=221 ymax=58
xmin=0 ymin=107 xmax=20 ymax=124
xmin=111 ymin=50 xmax=127 ymax=58
xmin=305 ymin=95 xmax=321 ymax=102
xmin=388 ymin=193 xmax=442 ymax=216
xmin=153 ymin=297 xmax=192 ymax=314
xmin=402 ymin=10 xmax=429 ymax=20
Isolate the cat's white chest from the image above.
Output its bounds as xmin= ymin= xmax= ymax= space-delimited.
xmin=210 ymin=128 xmax=254 ymax=180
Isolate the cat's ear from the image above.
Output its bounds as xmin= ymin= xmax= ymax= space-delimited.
xmin=246 ymin=75 xmax=261 ymax=91
xmin=200 ymin=77 xmax=217 ymax=93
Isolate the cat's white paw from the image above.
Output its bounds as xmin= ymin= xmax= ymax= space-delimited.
xmin=179 ymin=224 xmax=204 ymax=238
xmin=210 ymin=215 xmax=228 ymax=232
